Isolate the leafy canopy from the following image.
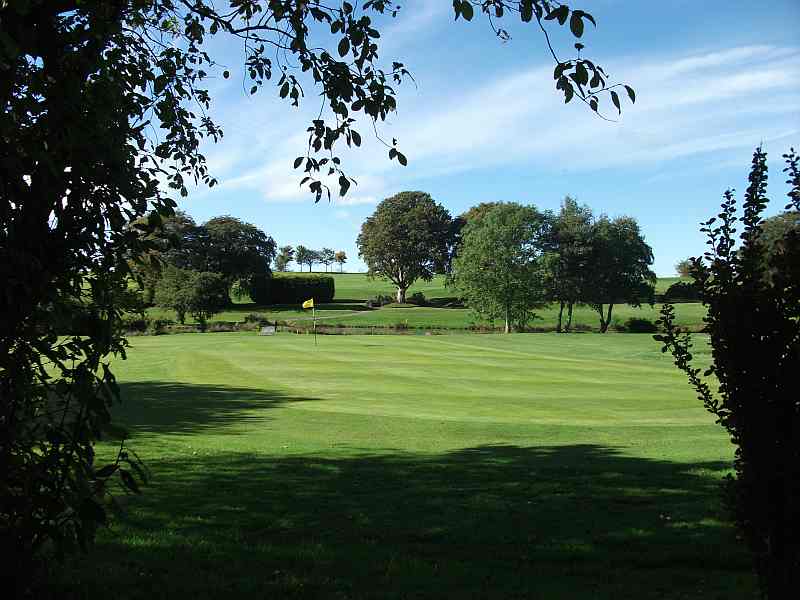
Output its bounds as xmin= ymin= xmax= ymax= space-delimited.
xmin=451 ymin=203 xmax=550 ymax=332
xmin=357 ymin=191 xmax=453 ymax=303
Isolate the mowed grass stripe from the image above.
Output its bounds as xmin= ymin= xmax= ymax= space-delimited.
xmin=52 ymin=331 xmax=755 ymax=599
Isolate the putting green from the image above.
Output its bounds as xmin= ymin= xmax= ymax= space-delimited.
xmin=54 ymin=332 xmax=754 ymax=599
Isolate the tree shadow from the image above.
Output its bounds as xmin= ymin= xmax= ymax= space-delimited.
xmin=114 ymin=382 xmax=321 ymax=436
xmin=56 ymin=444 xmax=755 ymax=599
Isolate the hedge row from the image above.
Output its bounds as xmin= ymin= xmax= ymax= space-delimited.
xmin=249 ymin=273 xmax=335 ymax=305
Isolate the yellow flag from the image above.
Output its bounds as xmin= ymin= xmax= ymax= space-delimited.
xmin=302 ymin=298 xmax=314 ymax=309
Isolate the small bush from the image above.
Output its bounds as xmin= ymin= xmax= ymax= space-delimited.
xmin=243 ymin=312 xmax=269 ymax=324
xmin=365 ymin=294 xmax=393 ymax=308
xmin=147 ymin=318 xmax=172 ymax=335
xmin=623 ymin=317 xmax=659 ymax=333
xmin=408 ymin=291 xmax=427 ymax=306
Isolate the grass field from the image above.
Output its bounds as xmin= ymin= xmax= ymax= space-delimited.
xmin=145 ymin=273 xmax=704 ymax=331
xmin=52 ymin=332 xmax=754 ymax=599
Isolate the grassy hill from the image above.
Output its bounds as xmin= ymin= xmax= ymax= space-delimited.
xmin=53 ymin=332 xmax=752 ymax=598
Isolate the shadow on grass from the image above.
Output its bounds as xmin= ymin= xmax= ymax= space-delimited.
xmin=115 ymin=382 xmax=321 ymax=436
xmin=56 ymin=444 xmax=754 ymax=599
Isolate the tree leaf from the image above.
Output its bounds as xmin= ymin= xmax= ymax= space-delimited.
xmin=338 ymin=37 xmax=350 ymax=57
xmin=624 ymin=85 xmax=636 ymax=103
xmin=611 ymin=90 xmax=621 ymax=114
xmin=569 ymin=12 xmax=584 ymax=38
xmin=293 ymin=156 xmax=304 ymax=169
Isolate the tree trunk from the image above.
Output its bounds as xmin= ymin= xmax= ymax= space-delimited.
xmin=566 ymin=302 xmax=574 ymax=332
xmin=505 ymin=303 xmax=511 ymax=334
xmin=396 ymin=286 xmax=407 ymax=304
xmin=556 ymin=301 xmax=564 ymax=332
xmin=597 ymin=304 xmax=608 ymax=333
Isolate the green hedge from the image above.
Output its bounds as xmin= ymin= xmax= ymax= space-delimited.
xmin=249 ymin=273 xmax=335 ymax=305
xmin=663 ymin=281 xmax=700 ymax=302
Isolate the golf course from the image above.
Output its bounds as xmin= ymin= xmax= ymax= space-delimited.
xmin=51 ymin=332 xmax=755 ymax=599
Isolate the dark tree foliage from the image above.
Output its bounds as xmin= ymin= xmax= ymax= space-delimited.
xmin=154 ymin=265 xmax=195 ymax=324
xmin=655 ymin=148 xmax=800 ymax=599
xmin=585 ymin=216 xmax=656 ymax=333
xmin=357 ymin=191 xmax=453 ymax=304
xmin=166 ymin=216 xmax=276 ymax=294
xmin=543 ymin=196 xmax=593 ymax=332
xmin=186 ymin=272 xmax=230 ymax=331
xmin=662 ymin=280 xmax=700 ymax=303
xmin=0 ymin=0 xmax=630 ymax=589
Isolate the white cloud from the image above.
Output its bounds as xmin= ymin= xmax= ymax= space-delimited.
xmin=190 ymin=43 xmax=799 ymax=204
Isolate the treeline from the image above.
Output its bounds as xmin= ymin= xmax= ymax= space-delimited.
xmin=357 ymin=192 xmax=656 ymax=333
xmin=130 ymin=212 xmax=335 ymax=326
xmin=275 ymin=245 xmax=347 ymax=272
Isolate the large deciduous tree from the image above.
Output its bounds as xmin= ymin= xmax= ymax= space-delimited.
xmin=585 ymin=216 xmax=656 ymax=332
xmin=0 ymin=0 xmax=631 ymax=587
xmin=543 ymin=196 xmax=593 ymax=332
xmin=357 ymin=192 xmax=453 ymax=304
xmin=166 ymin=216 xmax=275 ymax=296
xmin=656 ymin=148 xmax=800 ymax=598
xmin=451 ymin=203 xmax=550 ymax=333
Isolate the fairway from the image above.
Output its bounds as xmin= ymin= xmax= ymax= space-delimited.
xmin=57 ymin=333 xmax=754 ymax=598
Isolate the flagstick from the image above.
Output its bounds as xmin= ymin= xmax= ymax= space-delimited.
xmin=313 ymin=306 xmax=317 ymax=347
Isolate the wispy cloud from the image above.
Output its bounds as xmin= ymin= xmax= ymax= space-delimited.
xmin=190 ymin=43 xmax=799 ymax=205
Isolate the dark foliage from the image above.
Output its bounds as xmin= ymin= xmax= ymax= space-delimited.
xmin=663 ymin=281 xmax=701 ymax=303
xmin=266 ymin=274 xmax=335 ymax=305
xmin=620 ymin=317 xmax=659 ymax=333
xmin=656 ymin=147 xmax=800 ymax=598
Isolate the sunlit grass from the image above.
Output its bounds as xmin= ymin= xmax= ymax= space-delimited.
xmin=51 ymin=333 xmax=754 ymax=599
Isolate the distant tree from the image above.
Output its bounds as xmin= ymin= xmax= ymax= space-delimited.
xmin=295 ymin=245 xmax=316 ymax=272
xmin=585 ymin=216 xmax=656 ymax=333
xmin=128 ymin=210 xmax=197 ymax=304
xmin=451 ymin=203 xmax=550 ymax=333
xmin=334 ymin=251 xmax=348 ymax=272
xmin=275 ymin=245 xmax=294 ymax=272
xmin=154 ymin=266 xmax=195 ymax=324
xmin=167 ymin=216 xmax=275 ymax=295
xmin=675 ymin=258 xmax=693 ymax=278
xmin=320 ymin=248 xmax=336 ymax=272
xmin=357 ymin=191 xmax=453 ymax=304
xmin=204 ymin=216 xmax=276 ymax=285
xmin=656 ymin=147 xmax=800 ymax=598
xmin=544 ymin=196 xmax=593 ymax=332
xmin=186 ymin=272 xmax=230 ymax=331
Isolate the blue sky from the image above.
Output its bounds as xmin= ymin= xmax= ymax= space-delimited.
xmin=178 ymin=1 xmax=800 ymax=275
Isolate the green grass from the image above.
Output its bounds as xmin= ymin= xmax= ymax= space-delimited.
xmin=52 ymin=333 xmax=754 ymax=599
xmin=145 ymin=273 xmax=705 ymax=331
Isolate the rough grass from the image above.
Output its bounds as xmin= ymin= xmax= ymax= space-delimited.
xmin=51 ymin=333 xmax=754 ymax=599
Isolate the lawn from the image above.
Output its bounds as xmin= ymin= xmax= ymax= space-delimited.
xmin=145 ymin=273 xmax=706 ymax=331
xmin=52 ymin=332 xmax=754 ymax=599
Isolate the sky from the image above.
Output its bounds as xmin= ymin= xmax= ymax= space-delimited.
xmin=176 ymin=0 xmax=800 ymax=275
